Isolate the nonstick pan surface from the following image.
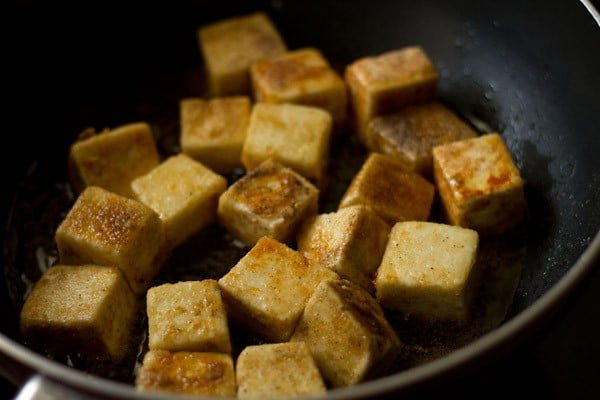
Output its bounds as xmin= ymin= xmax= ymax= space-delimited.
xmin=2 ymin=0 xmax=599 ymax=398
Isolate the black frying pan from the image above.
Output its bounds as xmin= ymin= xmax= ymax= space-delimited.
xmin=2 ymin=0 xmax=599 ymax=398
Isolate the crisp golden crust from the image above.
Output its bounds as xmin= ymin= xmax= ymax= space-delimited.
xmin=180 ymin=97 xmax=251 ymax=173
xmin=198 ymin=12 xmax=287 ymax=96
xmin=339 ymin=153 xmax=435 ymax=225
xmin=366 ymin=102 xmax=478 ymax=176
xmin=433 ymin=133 xmax=526 ymax=234
xmin=345 ymin=46 xmax=439 ymax=143
xmin=250 ymin=48 xmax=347 ymax=126
xmin=291 ymin=279 xmax=401 ymax=387
xmin=218 ymin=158 xmax=319 ymax=246
xmin=136 ymin=350 xmax=236 ymax=396
xmin=55 ymin=186 xmax=166 ymax=295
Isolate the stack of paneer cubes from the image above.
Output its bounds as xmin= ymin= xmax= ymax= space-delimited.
xmin=19 ymin=10 xmax=527 ymax=399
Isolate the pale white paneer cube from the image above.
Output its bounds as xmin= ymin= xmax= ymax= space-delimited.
xmin=250 ymin=47 xmax=348 ymax=128
xmin=433 ymin=133 xmax=527 ymax=235
xmin=20 ymin=265 xmax=136 ymax=361
xmin=297 ymin=205 xmax=391 ymax=293
xmin=180 ymin=96 xmax=251 ymax=174
xmin=146 ymin=280 xmax=231 ymax=353
xmin=338 ymin=153 xmax=435 ymax=225
xmin=218 ymin=236 xmax=339 ymax=342
xmin=241 ymin=103 xmax=332 ymax=187
xmin=136 ymin=350 xmax=236 ymax=397
xmin=236 ymin=342 xmax=326 ymax=399
xmin=366 ymin=101 xmax=478 ymax=177
xmin=68 ymin=122 xmax=160 ymax=198
xmin=217 ymin=158 xmax=319 ymax=246
xmin=374 ymin=221 xmax=480 ymax=321
xmin=55 ymin=186 xmax=166 ymax=295
xmin=345 ymin=46 xmax=439 ymax=145
xmin=198 ymin=12 xmax=287 ymax=96
xmin=131 ymin=154 xmax=227 ymax=250
xmin=291 ymin=279 xmax=401 ymax=388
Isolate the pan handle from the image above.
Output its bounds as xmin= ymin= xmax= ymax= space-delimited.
xmin=14 ymin=374 xmax=99 ymax=400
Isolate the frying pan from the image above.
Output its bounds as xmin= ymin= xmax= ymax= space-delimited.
xmin=2 ymin=0 xmax=599 ymax=398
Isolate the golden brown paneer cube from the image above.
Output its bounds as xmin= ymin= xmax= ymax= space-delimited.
xmin=236 ymin=342 xmax=326 ymax=399
xmin=68 ymin=122 xmax=160 ymax=198
xmin=338 ymin=153 xmax=435 ymax=225
xmin=20 ymin=265 xmax=136 ymax=361
xmin=217 ymin=158 xmax=319 ymax=246
xmin=374 ymin=221 xmax=480 ymax=321
xmin=241 ymin=103 xmax=332 ymax=187
xmin=136 ymin=350 xmax=236 ymax=397
xmin=432 ymin=133 xmax=527 ymax=235
xmin=297 ymin=205 xmax=390 ymax=293
xmin=180 ymin=96 xmax=251 ymax=174
xmin=291 ymin=279 xmax=401 ymax=388
xmin=366 ymin=102 xmax=478 ymax=177
xmin=218 ymin=236 xmax=339 ymax=342
xmin=198 ymin=12 xmax=287 ymax=96
xmin=55 ymin=186 xmax=166 ymax=295
xmin=146 ymin=280 xmax=231 ymax=353
xmin=345 ymin=46 xmax=439 ymax=145
xmin=131 ymin=154 xmax=227 ymax=250
xmin=250 ymin=47 xmax=348 ymax=128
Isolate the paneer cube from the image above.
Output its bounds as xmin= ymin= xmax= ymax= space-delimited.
xmin=136 ymin=350 xmax=236 ymax=397
xmin=55 ymin=186 xmax=166 ymax=295
xmin=366 ymin=101 xmax=478 ymax=177
xmin=432 ymin=133 xmax=526 ymax=235
xmin=198 ymin=12 xmax=287 ymax=96
xmin=131 ymin=154 xmax=227 ymax=250
xmin=345 ymin=46 xmax=439 ymax=145
xmin=20 ymin=265 xmax=136 ymax=361
xmin=291 ymin=279 xmax=401 ymax=388
xmin=374 ymin=221 xmax=480 ymax=321
xmin=250 ymin=47 xmax=348 ymax=128
xmin=241 ymin=103 xmax=332 ymax=187
xmin=218 ymin=236 xmax=339 ymax=342
xmin=146 ymin=280 xmax=231 ymax=353
xmin=68 ymin=122 xmax=160 ymax=198
xmin=217 ymin=158 xmax=319 ymax=246
xmin=338 ymin=153 xmax=435 ymax=225
xmin=236 ymin=342 xmax=326 ymax=399
xmin=297 ymin=205 xmax=391 ymax=292
xmin=180 ymin=96 xmax=251 ymax=174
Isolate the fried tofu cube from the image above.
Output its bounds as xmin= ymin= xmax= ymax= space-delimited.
xmin=297 ymin=205 xmax=390 ymax=292
xmin=20 ymin=265 xmax=136 ymax=361
xmin=136 ymin=350 xmax=236 ymax=397
xmin=217 ymin=158 xmax=319 ymax=246
xmin=198 ymin=12 xmax=287 ymax=96
xmin=68 ymin=122 xmax=160 ymax=198
xmin=291 ymin=279 xmax=401 ymax=388
xmin=374 ymin=221 xmax=480 ymax=321
xmin=218 ymin=237 xmax=339 ymax=342
xmin=180 ymin=96 xmax=251 ymax=174
xmin=146 ymin=280 xmax=231 ymax=353
xmin=55 ymin=186 xmax=166 ymax=295
xmin=131 ymin=154 xmax=227 ymax=250
xmin=345 ymin=46 xmax=439 ymax=145
xmin=338 ymin=153 xmax=435 ymax=225
xmin=250 ymin=47 xmax=348 ymax=128
xmin=432 ymin=133 xmax=527 ymax=235
xmin=236 ymin=342 xmax=326 ymax=399
xmin=241 ymin=103 xmax=332 ymax=187
xmin=366 ymin=102 xmax=478 ymax=177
